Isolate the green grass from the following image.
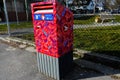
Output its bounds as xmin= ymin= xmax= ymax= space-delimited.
xmin=0 ymin=15 xmax=120 ymax=32
xmin=1 ymin=18 xmax=120 ymax=57
xmin=14 ymin=33 xmax=34 ymax=41
xmin=0 ymin=24 xmax=7 ymax=32
xmin=114 ymin=15 xmax=120 ymax=22
xmin=74 ymin=15 xmax=96 ymax=25
xmin=74 ymin=26 xmax=120 ymax=57
xmin=13 ymin=26 xmax=120 ymax=57
xmin=0 ymin=22 xmax=33 ymax=32
xmin=74 ymin=15 xmax=120 ymax=24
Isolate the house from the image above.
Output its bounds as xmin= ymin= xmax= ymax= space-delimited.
xmin=0 ymin=0 xmax=26 ymax=22
xmin=0 ymin=0 xmax=4 ymax=21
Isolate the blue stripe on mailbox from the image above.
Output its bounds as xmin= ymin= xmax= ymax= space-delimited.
xmin=44 ymin=14 xmax=54 ymax=21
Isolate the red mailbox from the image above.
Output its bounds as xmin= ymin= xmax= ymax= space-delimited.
xmin=31 ymin=1 xmax=73 ymax=80
xmin=31 ymin=1 xmax=73 ymax=58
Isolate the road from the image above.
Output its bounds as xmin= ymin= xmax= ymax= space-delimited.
xmin=0 ymin=41 xmax=115 ymax=80
xmin=0 ymin=41 xmax=53 ymax=80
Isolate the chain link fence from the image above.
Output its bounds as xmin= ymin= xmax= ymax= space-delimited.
xmin=0 ymin=13 xmax=120 ymax=57
xmin=73 ymin=14 xmax=120 ymax=57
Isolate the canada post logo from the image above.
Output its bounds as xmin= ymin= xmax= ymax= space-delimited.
xmin=34 ymin=14 xmax=42 ymax=20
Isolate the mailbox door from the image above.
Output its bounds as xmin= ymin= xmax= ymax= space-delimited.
xmin=32 ymin=2 xmax=59 ymax=57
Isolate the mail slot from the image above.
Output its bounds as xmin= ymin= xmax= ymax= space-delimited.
xmin=31 ymin=0 xmax=73 ymax=80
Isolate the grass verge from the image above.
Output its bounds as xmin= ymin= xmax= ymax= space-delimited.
xmin=13 ymin=33 xmax=34 ymax=41
xmin=0 ymin=22 xmax=33 ymax=32
xmin=74 ymin=15 xmax=96 ymax=25
xmin=13 ymin=26 xmax=120 ymax=57
xmin=74 ymin=15 xmax=120 ymax=24
xmin=74 ymin=26 xmax=120 ymax=57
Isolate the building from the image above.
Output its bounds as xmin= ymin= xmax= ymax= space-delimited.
xmin=0 ymin=0 xmax=5 ymax=21
xmin=0 ymin=0 xmax=25 ymax=22
xmin=0 ymin=0 xmax=42 ymax=22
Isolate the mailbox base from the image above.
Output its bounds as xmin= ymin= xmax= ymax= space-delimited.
xmin=37 ymin=51 xmax=73 ymax=80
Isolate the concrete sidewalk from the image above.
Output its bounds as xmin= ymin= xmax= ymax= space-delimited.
xmin=0 ymin=41 xmax=54 ymax=80
xmin=0 ymin=41 xmax=117 ymax=80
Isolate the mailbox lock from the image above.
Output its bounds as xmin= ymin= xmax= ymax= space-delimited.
xmin=37 ymin=26 xmax=41 ymax=28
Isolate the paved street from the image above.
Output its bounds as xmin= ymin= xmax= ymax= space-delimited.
xmin=0 ymin=41 xmax=116 ymax=80
xmin=0 ymin=41 xmax=53 ymax=80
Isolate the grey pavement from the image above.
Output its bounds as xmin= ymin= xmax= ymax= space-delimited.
xmin=0 ymin=41 xmax=117 ymax=80
xmin=0 ymin=41 xmax=53 ymax=80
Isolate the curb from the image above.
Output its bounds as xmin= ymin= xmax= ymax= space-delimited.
xmin=0 ymin=36 xmax=36 ymax=53
xmin=0 ymin=36 xmax=35 ymax=46
xmin=74 ymin=48 xmax=120 ymax=69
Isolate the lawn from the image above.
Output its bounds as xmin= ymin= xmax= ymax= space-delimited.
xmin=74 ymin=15 xmax=96 ymax=25
xmin=1 ymin=18 xmax=120 ymax=57
xmin=74 ymin=15 xmax=120 ymax=25
xmin=13 ymin=25 xmax=120 ymax=57
xmin=14 ymin=33 xmax=34 ymax=41
xmin=0 ymin=22 xmax=33 ymax=32
xmin=74 ymin=26 xmax=120 ymax=57
xmin=114 ymin=15 xmax=120 ymax=22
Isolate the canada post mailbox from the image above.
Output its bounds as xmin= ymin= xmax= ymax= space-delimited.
xmin=31 ymin=1 xmax=73 ymax=80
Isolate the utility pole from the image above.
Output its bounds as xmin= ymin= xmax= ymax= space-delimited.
xmin=93 ymin=0 xmax=96 ymax=14
xmin=3 ymin=0 xmax=11 ymax=36
xmin=25 ymin=0 xmax=29 ymax=21
xmin=14 ymin=0 xmax=19 ymax=24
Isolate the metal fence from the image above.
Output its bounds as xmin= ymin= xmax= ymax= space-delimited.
xmin=0 ymin=14 xmax=120 ymax=56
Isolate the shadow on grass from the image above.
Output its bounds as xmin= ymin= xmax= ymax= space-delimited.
xmin=11 ymin=32 xmax=34 ymax=41
xmin=63 ymin=58 xmax=120 ymax=80
xmin=74 ymin=15 xmax=95 ymax=20
xmin=93 ymin=50 xmax=120 ymax=57
xmin=64 ymin=49 xmax=120 ymax=80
